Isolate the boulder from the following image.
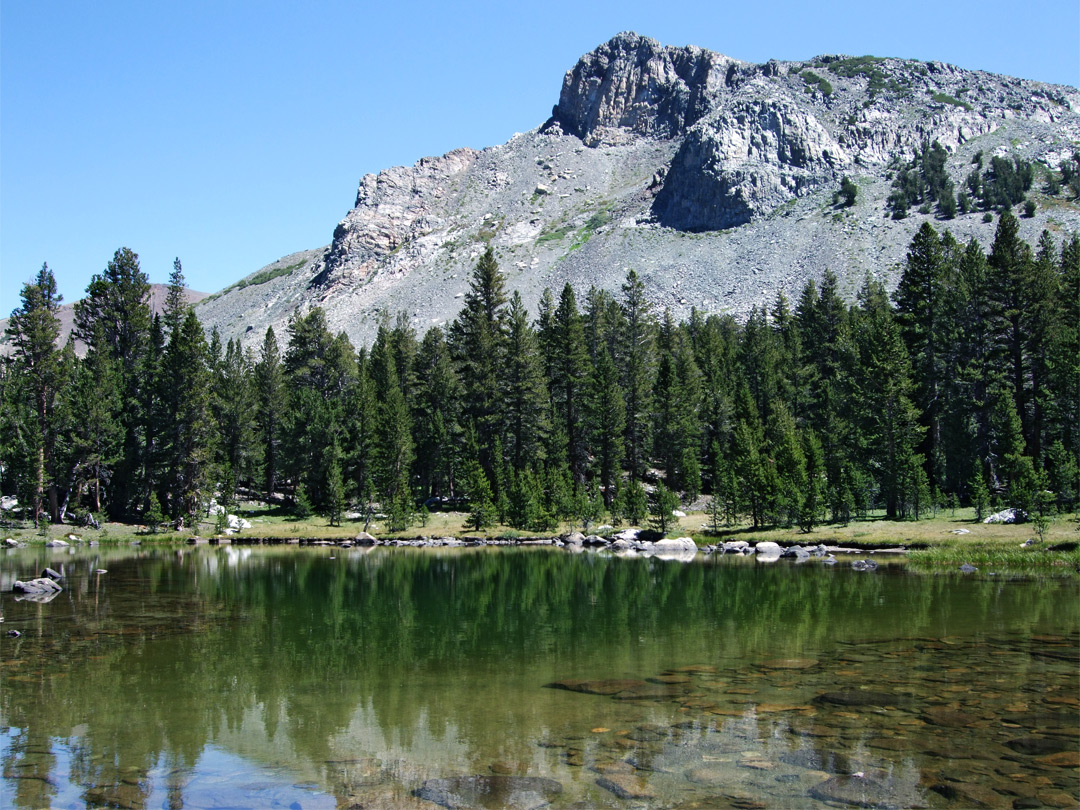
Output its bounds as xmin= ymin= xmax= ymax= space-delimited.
xmin=754 ymin=541 xmax=782 ymax=559
xmin=611 ymin=528 xmax=641 ymax=542
xmin=984 ymin=507 xmax=1025 ymax=524
xmin=44 ymin=538 xmax=69 ymax=548
xmin=652 ymin=537 xmax=698 ymax=552
xmin=354 ymin=532 xmax=377 ymax=544
xmin=226 ymin=514 xmax=252 ymax=530
xmin=564 ymin=531 xmax=585 ymax=546
xmin=13 ymin=577 xmax=63 ymax=596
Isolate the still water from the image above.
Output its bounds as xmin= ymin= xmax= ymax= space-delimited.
xmin=1 ymin=545 xmax=1077 ymax=809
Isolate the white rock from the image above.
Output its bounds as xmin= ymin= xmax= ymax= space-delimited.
xmin=652 ymin=537 xmax=698 ymax=552
xmin=226 ymin=515 xmax=251 ymax=530
xmin=984 ymin=508 xmax=1024 ymax=524
xmin=672 ymin=510 xmax=686 ymax=518
xmin=754 ymin=541 xmax=783 ymax=559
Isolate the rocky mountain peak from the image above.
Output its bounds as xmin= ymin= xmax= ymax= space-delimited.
xmin=194 ymin=35 xmax=1080 ymax=351
xmin=552 ymin=32 xmax=741 ymax=144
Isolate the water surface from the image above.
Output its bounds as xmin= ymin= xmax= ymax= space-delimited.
xmin=2 ymin=545 xmax=1077 ymax=809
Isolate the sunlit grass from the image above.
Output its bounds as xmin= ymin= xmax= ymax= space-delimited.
xmin=5 ymin=502 xmax=1078 ymax=572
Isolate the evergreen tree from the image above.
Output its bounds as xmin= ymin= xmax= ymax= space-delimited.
xmin=450 ymin=247 xmax=508 ymax=481
xmin=66 ymin=323 xmax=123 ymax=515
xmin=987 ymin=212 xmax=1034 ymax=459
xmin=371 ymin=317 xmax=414 ymax=525
xmin=502 ymin=292 xmax=550 ymax=473
xmin=850 ymin=277 xmax=924 ymax=518
xmin=162 ymin=309 xmax=214 ymax=524
xmin=413 ymin=327 xmax=461 ymax=500
xmin=894 ymin=222 xmax=953 ymax=489
xmin=253 ymin=327 xmax=285 ymax=500
xmin=587 ymin=344 xmax=625 ymax=506
xmin=73 ymin=247 xmax=152 ymax=518
xmin=546 ymin=283 xmax=591 ymax=487
xmin=649 ymin=482 xmax=680 ymax=536
xmin=5 ymin=264 xmax=65 ymax=524
xmin=214 ymin=338 xmax=256 ymax=506
xmin=283 ymin=308 xmax=355 ymax=508
xmin=618 ymin=270 xmax=656 ymax=482
xmin=163 ymin=257 xmax=188 ymax=337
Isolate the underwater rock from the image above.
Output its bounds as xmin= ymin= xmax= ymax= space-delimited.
xmin=595 ymin=773 xmax=656 ymax=799
xmin=809 ymin=774 xmax=925 ymax=808
xmin=544 ymin=678 xmax=647 ymax=696
xmin=414 ymin=775 xmax=562 ymax=810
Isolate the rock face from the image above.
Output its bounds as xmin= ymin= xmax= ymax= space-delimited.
xmin=552 ymin=32 xmax=737 ymax=144
xmin=195 ymin=33 xmax=1080 ymax=350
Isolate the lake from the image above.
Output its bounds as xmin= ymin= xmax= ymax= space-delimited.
xmin=2 ymin=544 xmax=1077 ymax=809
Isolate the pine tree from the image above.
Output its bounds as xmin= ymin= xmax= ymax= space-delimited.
xmin=163 ymin=257 xmax=188 ymax=337
xmin=502 ymin=292 xmax=550 ymax=474
xmin=894 ymin=222 xmax=953 ymax=490
xmin=619 ymin=270 xmax=656 ymax=482
xmin=253 ymin=327 xmax=285 ymax=501
xmin=450 ymin=247 xmax=508 ymax=481
xmin=162 ymin=309 xmax=214 ymax=523
xmin=5 ymin=264 xmax=65 ymax=524
xmin=73 ymin=247 xmax=152 ymax=518
xmin=547 ymin=283 xmax=590 ymax=488
xmin=371 ymin=318 xmax=414 ymax=524
xmin=850 ymin=277 xmax=925 ymax=518
xmin=587 ymin=344 xmax=625 ymax=506
xmin=413 ymin=327 xmax=462 ymax=500
xmin=649 ymin=481 xmax=680 ymax=536
xmin=214 ymin=338 xmax=256 ymax=506
xmin=66 ymin=322 xmax=122 ymax=515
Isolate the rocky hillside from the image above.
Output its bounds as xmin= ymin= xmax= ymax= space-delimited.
xmin=196 ymin=33 xmax=1080 ymax=349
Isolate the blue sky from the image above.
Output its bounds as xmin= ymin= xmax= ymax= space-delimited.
xmin=3 ymin=0 xmax=1078 ymax=315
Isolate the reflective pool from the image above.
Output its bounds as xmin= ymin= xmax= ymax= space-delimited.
xmin=2 ymin=545 xmax=1077 ymax=809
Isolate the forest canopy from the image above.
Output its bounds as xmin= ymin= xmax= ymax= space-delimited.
xmin=2 ymin=213 xmax=1077 ymax=534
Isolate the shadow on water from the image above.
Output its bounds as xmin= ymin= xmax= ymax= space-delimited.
xmin=1 ymin=545 xmax=1077 ymax=808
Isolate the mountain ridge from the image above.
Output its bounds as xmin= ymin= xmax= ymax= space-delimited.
xmin=143 ymin=34 xmax=1080 ymax=347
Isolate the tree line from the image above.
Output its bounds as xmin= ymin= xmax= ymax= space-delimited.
xmin=2 ymin=212 xmax=1077 ymax=533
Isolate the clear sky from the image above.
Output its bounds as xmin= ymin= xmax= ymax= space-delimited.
xmin=3 ymin=0 xmax=1078 ymax=316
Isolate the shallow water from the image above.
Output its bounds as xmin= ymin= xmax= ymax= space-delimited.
xmin=1 ymin=544 xmax=1077 ymax=809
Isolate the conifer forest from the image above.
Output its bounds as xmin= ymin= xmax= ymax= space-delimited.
xmin=2 ymin=213 xmax=1078 ymax=535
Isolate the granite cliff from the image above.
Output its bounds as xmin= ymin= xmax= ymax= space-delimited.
xmin=195 ymin=33 xmax=1080 ymax=348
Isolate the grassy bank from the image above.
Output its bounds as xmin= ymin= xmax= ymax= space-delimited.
xmin=4 ymin=503 xmax=1078 ymax=571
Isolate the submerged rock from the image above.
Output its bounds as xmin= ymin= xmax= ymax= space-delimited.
xmin=814 ymin=690 xmax=904 ymax=708
xmin=1005 ymin=736 xmax=1073 ymax=756
xmin=596 ymin=773 xmax=656 ymax=799
xmin=414 ymin=775 xmax=562 ymax=810
xmin=809 ymin=774 xmax=924 ymax=808
xmin=544 ymin=678 xmax=648 ymax=696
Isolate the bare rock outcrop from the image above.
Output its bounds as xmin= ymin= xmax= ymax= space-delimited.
xmin=552 ymin=32 xmax=740 ymax=144
xmin=193 ymin=33 xmax=1080 ymax=352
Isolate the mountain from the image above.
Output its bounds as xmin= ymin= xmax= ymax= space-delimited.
xmin=0 ymin=284 xmax=208 ymax=357
xmin=197 ymin=33 xmax=1080 ymax=348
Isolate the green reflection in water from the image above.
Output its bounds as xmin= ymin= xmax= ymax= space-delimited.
xmin=1 ymin=546 xmax=1077 ymax=809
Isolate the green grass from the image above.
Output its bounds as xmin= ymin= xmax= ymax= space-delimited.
xmin=9 ymin=503 xmax=1079 ymax=573
xmin=536 ymin=222 xmax=576 ymax=245
xmin=799 ymin=70 xmax=833 ymax=97
xmin=932 ymin=92 xmax=972 ymax=111
xmin=827 ymin=56 xmax=908 ymax=97
xmin=204 ymin=260 xmax=307 ymax=301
